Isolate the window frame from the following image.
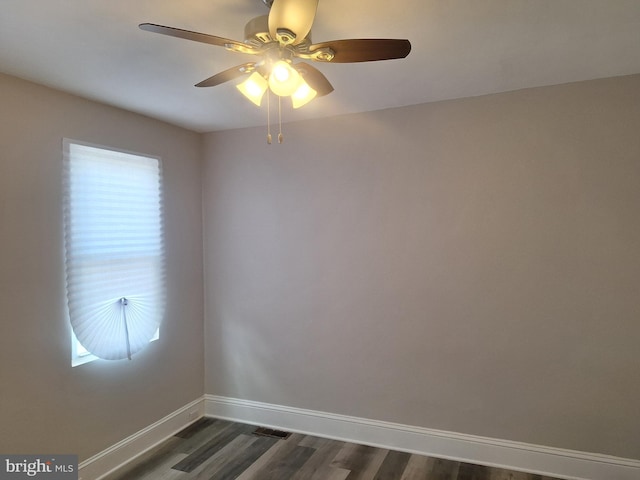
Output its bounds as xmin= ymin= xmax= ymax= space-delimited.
xmin=63 ymin=138 xmax=165 ymax=366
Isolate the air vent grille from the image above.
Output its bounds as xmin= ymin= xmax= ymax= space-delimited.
xmin=253 ymin=427 xmax=292 ymax=439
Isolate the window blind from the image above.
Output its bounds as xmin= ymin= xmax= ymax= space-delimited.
xmin=63 ymin=140 xmax=166 ymax=360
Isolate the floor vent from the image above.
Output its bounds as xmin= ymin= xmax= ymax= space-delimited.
xmin=253 ymin=427 xmax=292 ymax=440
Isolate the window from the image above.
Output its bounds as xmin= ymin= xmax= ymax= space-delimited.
xmin=63 ymin=139 xmax=165 ymax=365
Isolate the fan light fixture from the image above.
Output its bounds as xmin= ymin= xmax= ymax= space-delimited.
xmin=236 ymin=61 xmax=317 ymax=110
xmin=236 ymin=72 xmax=269 ymax=106
xmin=268 ymin=61 xmax=301 ymax=96
xmin=291 ymin=81 xmax=317 ymax=108
xmin=235 ymin=60 xmax=319 ymax=143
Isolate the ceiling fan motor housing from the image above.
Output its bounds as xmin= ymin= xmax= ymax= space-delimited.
xmin=244 ymin=15 xmax=311 ymax=47
xmin=245 ymin=15 xmax=272 ymax=45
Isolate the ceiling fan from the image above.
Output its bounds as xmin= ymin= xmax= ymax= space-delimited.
xmin=140 ymin=0 xmax=411 ymax=103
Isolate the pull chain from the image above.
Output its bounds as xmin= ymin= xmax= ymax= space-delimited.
xmin=121 ymin=297 xmax=132 ymax=360
xmin=278 ymin=95 xmax=283 ymax=144
xmin=266 ymin=89 xmax=272 ymax=144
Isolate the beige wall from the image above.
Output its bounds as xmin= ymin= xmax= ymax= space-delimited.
xmin=0 ymin=73 xmax=204 ymax=460
xmin=203 ymin=74 xmax=640 ymax=460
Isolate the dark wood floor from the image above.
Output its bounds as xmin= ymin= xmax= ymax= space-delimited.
xmin=104 ymin=418 xmax=563 ymax=480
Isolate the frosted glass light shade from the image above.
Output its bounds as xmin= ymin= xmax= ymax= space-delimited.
xmin=237 ymin=72 xmax=268 ymax=106
xmin=269 ymin=61 xmax=302 ymax=97
xmin=291 ymin=80 xmax=317 ymax=108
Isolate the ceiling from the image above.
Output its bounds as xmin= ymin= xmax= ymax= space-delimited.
xmin=2 ymin=0 xmax=640 ymax=133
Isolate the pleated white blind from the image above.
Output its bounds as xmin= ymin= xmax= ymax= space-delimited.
xmin=63 ymin=139 xmax=166 ymax=360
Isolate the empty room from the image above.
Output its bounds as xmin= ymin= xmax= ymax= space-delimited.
xmin=1 ymin=1 xmax=639 ymax=479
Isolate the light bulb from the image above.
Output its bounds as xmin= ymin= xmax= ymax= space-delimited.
xmin=273 ymin=63 xmax=291 ymax=82
xmin=269 ymin=61 xmax=302 ymax=97
xmin=236 ymin=72 xmax=268 ymax=106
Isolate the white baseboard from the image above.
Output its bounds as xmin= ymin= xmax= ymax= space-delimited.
xmin=78 ymin=397 xmax=205 ymax=480
xmin=205 ymin=395 xmax=640 ymax=480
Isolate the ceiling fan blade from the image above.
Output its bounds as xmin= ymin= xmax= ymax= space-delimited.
xmin=309 ymin=39 xmax=411 ymax=63
xmin=268 ymin=0 xmax=318 ymax=45
xmin=295 ymin=63 xmax=334 ymax=97
xmin=195 ymin=63 xmax=257 ymax=88
xmin=139 ymin=23 xmax=253 ymax=51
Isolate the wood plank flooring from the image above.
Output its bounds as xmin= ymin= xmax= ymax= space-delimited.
xmin=104 ymin=418 xmax=563 ymax=480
